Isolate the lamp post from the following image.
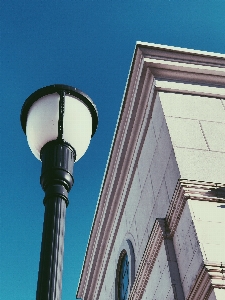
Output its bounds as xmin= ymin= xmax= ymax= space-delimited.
xmin=20 ymin=84 xmax=98 ymax=300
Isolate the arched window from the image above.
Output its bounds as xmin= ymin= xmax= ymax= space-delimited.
xmin=116 ymin=239 xmax=135 ymax=300
xmin=118 ymin=251 xmax=129 ymax=300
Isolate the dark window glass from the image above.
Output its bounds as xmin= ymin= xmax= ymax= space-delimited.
xmin=118 ymin=253 xmax=129 ymax=300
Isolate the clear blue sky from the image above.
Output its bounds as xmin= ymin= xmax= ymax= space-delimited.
xmin=1 ymin=1 xmax=225 ymax=299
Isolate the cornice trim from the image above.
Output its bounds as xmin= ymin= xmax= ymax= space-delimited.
xmin=91 ymin=70 xmax=156 ymax=300
xmin=137 ymin=42 xmax=225 ymax=62
xmin=144 ymin=58 xmax=225 ymax=87
xmin=187 ymin=262 xmax=225 ymax=300
xmin=167 ymin=179 xmax=225 ymax=237
xmin=155 ymin=79 xmax=225 ymax=99
xmin=187 ymin=265 xmax=212 ymax=300
xmin=77 ymin=52 xmax=157 ymax=299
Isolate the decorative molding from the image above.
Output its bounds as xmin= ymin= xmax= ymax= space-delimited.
xmin=138 ymin=42 xmax=225 ymax=90
xmin=128 ymin=219 xmax=164 ymax=300
xmin=166 ymin=180 xmax=186 ymax=237
xmin=187 ymin=265 xmax=212 ymax=300
xmin=128 ymin=217 xmax=185 ymax=300
xmin=166 ymin=179 xmax=225 ymax=237
xmin=155 ymin=79 xmax=225 ymax=99
xmin=77 ymin=47 xmax=157 ymax=299
xmin=144 ymin=57 xmax=225 ymax=87
xmin=187 ymin=263 xmax=225 ymax=300
xmin=91 ymin=67 xmax=157 ymax=300
xmin=207 ymin=262 xmax=225 ymax=289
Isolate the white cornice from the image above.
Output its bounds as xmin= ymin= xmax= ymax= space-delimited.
xmin=138 ymin=42 xmax=225 ymax=90
xmin=136 ymin=42 xmax=225 ymax=65
xmin=136 ymin=42 xmax=225 ymax=59
xmin=155 ymin=80 xmax=225 ymax=99
xmin=77 ymin=43 xmax=225 ymax=299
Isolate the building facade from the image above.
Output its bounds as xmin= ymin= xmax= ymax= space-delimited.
xmin=77 ymin=43 xmax=225 ymax=300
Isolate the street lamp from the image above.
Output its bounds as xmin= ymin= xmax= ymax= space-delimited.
xmin=20 ymin=84 xmax=98 ymax=300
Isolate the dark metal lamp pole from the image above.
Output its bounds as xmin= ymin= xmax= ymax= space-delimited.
xmin=20 ymin=84 xmax=98 ymax=300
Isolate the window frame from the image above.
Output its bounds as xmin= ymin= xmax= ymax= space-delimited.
xmin=115 ymin=239 xmax=135 ymax=300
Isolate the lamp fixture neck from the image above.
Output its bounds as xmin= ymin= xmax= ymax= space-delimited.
xmin=40 ymin=140 xmax=76 ymax=207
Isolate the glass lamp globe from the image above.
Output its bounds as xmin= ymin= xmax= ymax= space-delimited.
xmin=20 ymin=84 xmax=98 ymax=161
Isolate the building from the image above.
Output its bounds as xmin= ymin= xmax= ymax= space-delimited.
xmin=76 ymin=43 xmax=225 ymax=300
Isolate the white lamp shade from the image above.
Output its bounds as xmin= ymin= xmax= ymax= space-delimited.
xmin=26 ymin=93 xmax=93 ymax=161
xmin=63 ymin=95 xmax=92 ymax=160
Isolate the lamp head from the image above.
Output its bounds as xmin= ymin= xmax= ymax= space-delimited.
xmin=20 ymin=84 xmax=98 ymax=162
